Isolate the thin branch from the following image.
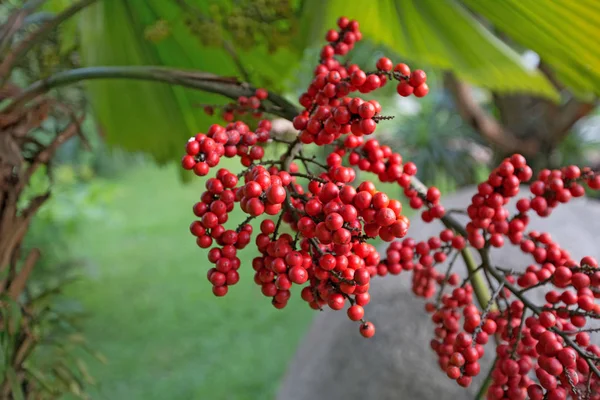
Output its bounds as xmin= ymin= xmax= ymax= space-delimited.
xmin=290 ymin=172 xmax=327 ymax=183
xmin=473 ymin=282 xmax=504 ymax=343
xmin=446 ymin=208 xmax=467 ymax=215
xmin=2 ymin=66 xmax=298 ymax=121
xmin=444 ymin=72 xmax=539 ymax=156
xmin=517 ymin=276 xmax=552 ymax=294
xmin=222 ymin=40 xmax=252 ymax=83
xmin=552 ymin=95 xmax=596 ymax=144
xmin=271 ymin=211 xmax=285 ymax=240
xmin=296 ymin=155 xmax=328 ymax=170
xmin=436 ymin=251 xmax=461 ymax=306
xmin=235 ymin=215 xmax=255 ymax=232
xmin=538 ymin=61 xmax=565 ymax=92
xmin=510 ymin=309 xmax=528 ymax=357
xmin=560 ymin=327 xmax=600 ymax=335
xmin=7 ymin=248 xmax=40 ymax=300
xmin=461 ymin=264 xmax=483 ymax=287
xmin=17 ymin=115 xmax=85 ymax=195
xmin=475 ymin=355 xmax=497 ymax=400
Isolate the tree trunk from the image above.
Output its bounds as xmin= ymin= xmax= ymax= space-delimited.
xmin=444 ymin=73 xmax=596 ymax=170
xmin=0 ymin=99 xmax=81 ymax=398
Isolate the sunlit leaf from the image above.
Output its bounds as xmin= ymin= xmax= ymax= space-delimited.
xmin=461 ymin=0 xmax=600 ymax=98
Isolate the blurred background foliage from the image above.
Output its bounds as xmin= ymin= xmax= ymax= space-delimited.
xmin=67 ymin=0 xmax=600 ymax=181
xmin=1 ymin=0 xmax=599 ymax=398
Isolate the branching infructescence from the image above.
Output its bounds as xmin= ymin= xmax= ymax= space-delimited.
xmin=180 ymin=16 xmax=600 ymax=400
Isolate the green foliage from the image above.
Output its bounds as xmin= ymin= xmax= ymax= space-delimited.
xmin=75 ymin=0 xmax=302 ymax=170
xmin=51 ymin=113 xmax=148 ymax=179
xmin=2 ymin=165 xmax=115 ymax=399
xmin=378 ymin=93 xmax=487 ymax=192
xmin=23 ymin=163 xmax=117 ymax=282
xmin=66 ymin=0 xmax=599 ymax=169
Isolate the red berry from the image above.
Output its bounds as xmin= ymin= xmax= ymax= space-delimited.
xmin=266 ymin=185 xmax=286 ymax=204
xmin=289 ymin=266 xmax=308 ymax=284
xmin=396 ymin=81 xmax=413 ymax=97
xmin=359 ymin=322 xmax=375 ymax=338
xmin=347 ymin=305 xmax=364 ymax=321
xmin=328 ymin=293 xmax=345 ymax=310
xmin=413 ymin=83 xmax=429 ymax=98
xmin=376 ymin=57 xmax=393 ymax=72
xmin=394 ymin=63 xmax=411 ymax=76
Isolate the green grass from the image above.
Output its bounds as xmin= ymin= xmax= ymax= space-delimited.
xmin=68 ymin=162 xmax=313 ymax=400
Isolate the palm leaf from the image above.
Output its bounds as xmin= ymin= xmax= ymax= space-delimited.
xmin=77 ymin=0 xmax=301 ymax=171
xmin=5 ymin=367 xmax=25 ymax=400
xmin=461 ymin=0 xmax=600 ymax=98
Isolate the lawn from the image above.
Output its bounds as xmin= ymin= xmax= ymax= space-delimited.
xmin=67 ymin=162 xmax=313 ymax=400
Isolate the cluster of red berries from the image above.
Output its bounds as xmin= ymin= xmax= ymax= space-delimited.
xmin=190 ymin=169 xmax=253 ymax=296
xmin=354 ymin=148 xmax=600 ymax=396
xmin=482 ymin=294 xmax=600 ymax=400
xmin=203 ymin=88 xmax=269 ymax=122
xmin=237 ymin=165 xmax=292 ymax=217
xmin=404 ymin=183 xmax=447 ymax=223
xmin=181 ymin=15 xmax=600 ymax=398
xmin=181 ymin=16 xmax=433 ymax=337
xmin=391 ymin=230 xmax=466 ymax=293
xmin=430 ymin=285 xmax=489 ymax=389
xmin=526 ymin=165 xmax=599 ymax=217
xmin=181 ymin=120 xmax=272 ymax=175
xmin=251 ymin=213 xmax=380 ymax=337
xmin=296 ymin=179 xmax=410 ymax=244
xmin=293 ymin=97 xmax=384 ymax=145
xmin=411 ymin=156 xmax=600 ymax=397
xmin=395 ymin=64 xmax=429 ymax=98
xmin=293 ymin=17 xmax=428 ymax=145
xmin=251 ymin=225 xmax=309 ymax=310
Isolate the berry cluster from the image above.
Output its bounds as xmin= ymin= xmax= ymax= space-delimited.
xmin=527 ymin=165 xmax=599 ymax=217
xmin=293 ymin=17 xmax=428 ymax=145
xmin=190 ymin=169 xmax=253 ymax=295
xmin=181 ymin=120 xmax=271 ymax=175
xmin=202 ymin=88 xmax=269 ymax=122
xmin=464 ymin=154 xmax=534 ymax=249
xmin=180 ymin=15 xmax=600 ymax=399
xmin=382 ymin=156 xmax=600 ymax=397
xmin=180 ymin=16 xmax=430 ymax=337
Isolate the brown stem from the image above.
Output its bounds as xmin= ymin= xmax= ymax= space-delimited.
xmin=290 ymin=172 xmax=327 ymax=183
xmin=17 ymin=116 xmax=85 ymax=195
xmin=7 ymin=249 xmax=40 ymax=300
xmin=444 ymin=72 xmax=539 ymax=156
xmin=2 ymin=67 xmax=298 ymax=121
